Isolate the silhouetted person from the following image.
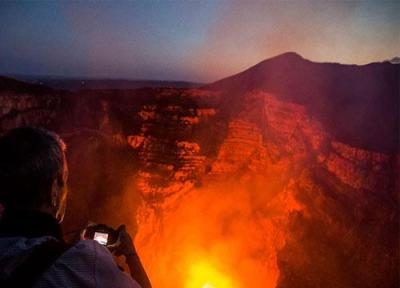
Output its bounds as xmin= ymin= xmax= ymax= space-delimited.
xmin=0 ymin=127 xmax=151 ymax=288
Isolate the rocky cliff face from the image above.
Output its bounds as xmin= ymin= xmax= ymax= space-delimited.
xmin=0 ymin=54 xmax=398 ymax=288
xmin=127 ymin=98 xmax=208 ymax=200
xmin=130 ymin=89 xmax=398 ymax=288
xmin=0 ymin=77 xmax=62 ymax=132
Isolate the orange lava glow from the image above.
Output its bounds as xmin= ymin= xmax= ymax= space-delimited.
xmin=134 ymin=176 xmax=302 ymax=288
xmin=185 ymin=260 xmax=234 ymax=288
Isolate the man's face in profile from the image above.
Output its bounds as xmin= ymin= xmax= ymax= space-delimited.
xmin=56 ymin=157 xmax=69 ymax=223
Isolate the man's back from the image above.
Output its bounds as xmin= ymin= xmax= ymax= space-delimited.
xmin=0 ymin=209 xmax=141 ymax=288
xmin=0 ymin=236 xmax=140 ymax=288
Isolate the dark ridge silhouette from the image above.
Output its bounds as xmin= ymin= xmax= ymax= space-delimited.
xmin=0 ymin=76 xmax=56 ymax=94
xmin=206 ymin=52 xmax=399 ymax=153
xmin=8 ymin=75 xmax=203 ymax=91
xmin=388 ymin=57 xmax=400 ymax=64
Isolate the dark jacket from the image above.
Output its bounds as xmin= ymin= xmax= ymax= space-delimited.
xmin=0 ymin=209 xmax=140 ymax=288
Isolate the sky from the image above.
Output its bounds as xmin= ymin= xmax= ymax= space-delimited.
xmin=0 ymin=0 xmax=399 ymax=82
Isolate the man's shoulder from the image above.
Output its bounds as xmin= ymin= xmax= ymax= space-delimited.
xmin=0 ymin=236 xmax=56 ymax=278
xmin=53 ymin=239 xmax=114 ymax=270
xmin=64 ymin=239 xmax=111 ymax=259
xmin=35 ymin=240 xmax=141 ymax=288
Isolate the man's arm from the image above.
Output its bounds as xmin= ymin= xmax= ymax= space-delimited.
xmin=112 ymin=225 xmax=152 ymax=288
xmin=125 ymin=252 xmax=152 ymax=288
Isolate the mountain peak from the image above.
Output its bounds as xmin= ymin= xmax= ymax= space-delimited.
xmin=270 ymin=51 xmax=304 ymax=61
xmin=206 ymin=51 xmax=399 ymax=153
xmin=248 ymin=52 xmax=307 ymax=71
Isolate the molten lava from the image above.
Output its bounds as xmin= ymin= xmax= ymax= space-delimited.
xmin=134 ymin=175 xmax=300 ymax=288
xmin=185 ymin=260 xmax=234 ymax=288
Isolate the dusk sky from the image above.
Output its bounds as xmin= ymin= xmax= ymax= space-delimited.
xmin=0 ymin=0 xmax=399 ymax=82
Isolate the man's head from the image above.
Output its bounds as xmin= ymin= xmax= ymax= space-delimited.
xmin=0 ymin=127 xmax=68 ymax=222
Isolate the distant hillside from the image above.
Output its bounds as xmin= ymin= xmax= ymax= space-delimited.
xmin=206 ymin=52 xmax=399 ymax=153
xmin=0 ymin=76 xmax=56 ymax=94
xmin=8 ymin=75 xmax=203 ymax=91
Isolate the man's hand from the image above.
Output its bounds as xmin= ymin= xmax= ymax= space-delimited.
xmin=108 ymin=225 xmax=137 ymax=257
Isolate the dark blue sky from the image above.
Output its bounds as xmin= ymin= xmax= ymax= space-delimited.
xmin=0 ymin=0 xmax=399 ymax=82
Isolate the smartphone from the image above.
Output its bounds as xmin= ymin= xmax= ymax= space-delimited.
xmin=93 ymin=231 xmax=109 ymax=245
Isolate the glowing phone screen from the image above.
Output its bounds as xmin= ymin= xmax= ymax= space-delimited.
xmin=93 ymin=231 xmax=109 ymax=245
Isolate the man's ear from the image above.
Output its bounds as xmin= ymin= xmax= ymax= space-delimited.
xmin=51 ymin=178 xmax=59 ymax=208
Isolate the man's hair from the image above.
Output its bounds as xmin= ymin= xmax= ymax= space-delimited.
xmin=0 ymin=127 xmax=66 ymax=209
